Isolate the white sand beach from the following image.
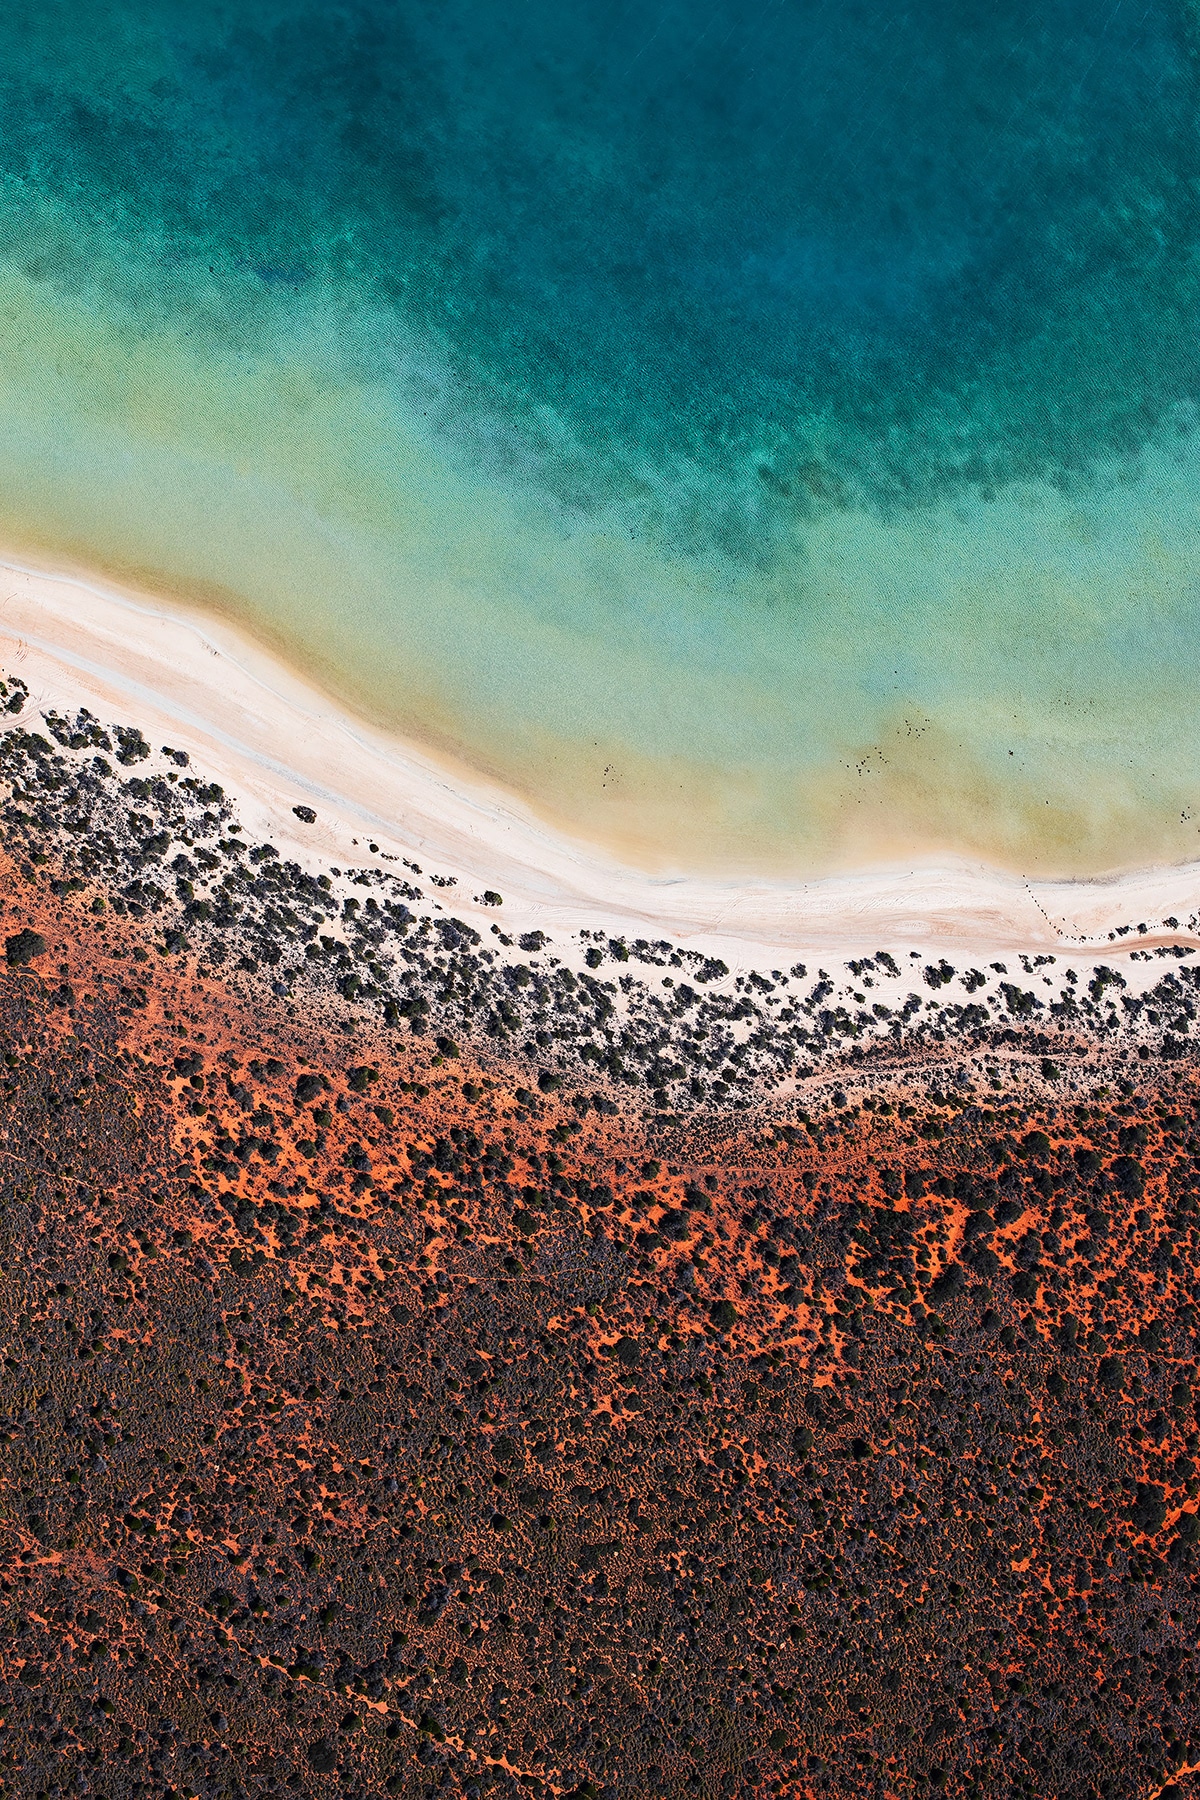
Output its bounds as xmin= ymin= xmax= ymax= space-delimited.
xmin=0 ymin=551 xmax=1197 ymax=979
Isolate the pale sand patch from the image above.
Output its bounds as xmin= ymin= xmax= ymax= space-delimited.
xmin=0 ymin=551 xmax=1195 ymax=972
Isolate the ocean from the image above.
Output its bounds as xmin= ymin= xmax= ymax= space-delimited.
xmin=2 ymin=0 xmax=1200 ymax=876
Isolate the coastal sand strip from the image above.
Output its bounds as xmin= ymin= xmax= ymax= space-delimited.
xmin=0 ymin=554 xmax=1196 ymax=966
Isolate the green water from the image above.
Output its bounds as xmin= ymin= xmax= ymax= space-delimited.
xmin=2 ymin=0 xmax=1200 ymax=873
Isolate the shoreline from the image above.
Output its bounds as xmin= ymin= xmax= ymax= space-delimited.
xmin=0 ymin=550 xmax=1197 ymax=968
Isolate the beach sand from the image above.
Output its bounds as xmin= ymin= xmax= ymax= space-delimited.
xmin=0 ymin=549 xmax=1196 ymax=973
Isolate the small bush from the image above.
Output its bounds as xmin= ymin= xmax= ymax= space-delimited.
xmin=930 ymin=1262 xmax=966 ymax=1303
xmin=5 ymin=928 xmax=45 ymax=967
xmin=1113 ymin=1155 xmax=1144 ymax=1199
xmin=1097 ymin=1355 xmax=1125 ymax=1393
xmin=1131 ymin=1485 xmax=1167 ymax=1536
xmin=306 ymin=1738 xmax=337 ymax=1773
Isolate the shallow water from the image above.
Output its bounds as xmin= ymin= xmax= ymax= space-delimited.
xmin=3 ymin=0 xmax=1200 ymax=875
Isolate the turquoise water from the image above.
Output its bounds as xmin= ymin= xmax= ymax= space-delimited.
xmin=2 ymin=1 xmax=1200 ymax=872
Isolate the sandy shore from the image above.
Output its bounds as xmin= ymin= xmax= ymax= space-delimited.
xmin=0 ymin=551 xmax=1196 ymax=973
